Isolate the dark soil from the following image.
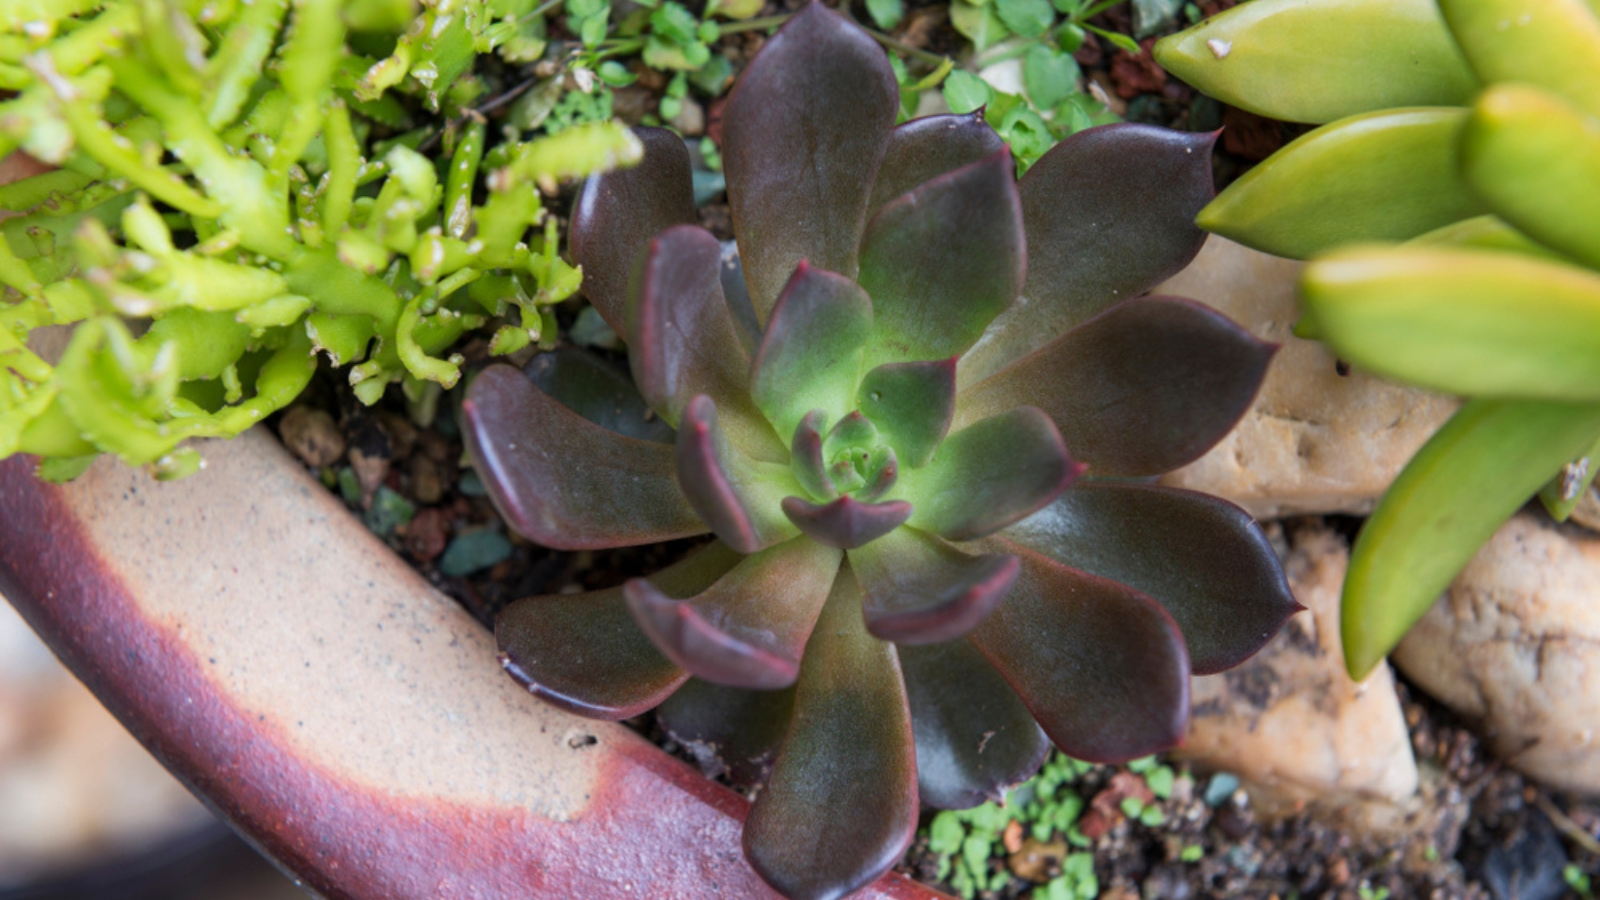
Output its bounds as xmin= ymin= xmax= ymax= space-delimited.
xmin=268 ymin=4 xmax=1600 ymax=898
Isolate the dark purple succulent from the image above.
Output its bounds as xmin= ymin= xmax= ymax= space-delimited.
xmin=462 ymin=5 xmax=1297 ymax=898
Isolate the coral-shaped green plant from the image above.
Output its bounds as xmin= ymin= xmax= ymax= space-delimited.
xmin=463 ymin=5 xmax=1299 ymax=898
xmin=1158 ymin=0 xmax=1600 ymax=678
xmin=0 ymin=0 xmax=636 ymax=480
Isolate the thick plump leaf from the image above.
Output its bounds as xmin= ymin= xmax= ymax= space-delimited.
xmin=1460 ymin=85 xmax=1600 ymax=271
xmin=1412 ymin=215 xmax=1566 ymax=261
xmin=656 ymin=678 xmax=797 ymax=787
xmin=1440 ymin=0 xmax=1600 ymax=121
xmin=856 ymin=359 xmax=957 ymax=469
xmin=900 ymin=639 xmax=1049 ymax=810
xmin=867 ymin=111 xmax=1006 ymax=215
xmin=722 ymin=1 xmax=898 ymax=321
xmin=462 ymin=365 xmax=706 ymax=549
xmin=1196 ymin=109 xmax=1484 ymax=260
xmin=497 ymin=542 xmax=741 ymax=719
xmin=750 ymin=262 xmax=873 ymax=440
xmin=782 ymin=495 xmax=913 ymax=549
xmin=1153 ymin=0 xmax=1477 ymax=125
xmin=858 ymin=149 xmax=1025 ymax=368
xmin=959 ymin=297 xmax=1273 ymax=477
xmin=744 ymin=565 xmax=918 ymax=900
xmin=1002 ymin=484 xmax=1298 ymax=674
xmin=959 ymin=125 xmax=1214 ymax=386
xmin=1343 ymin=399 xmax=1600 ymax=679
xmin=569 ymin=126 xmax=695 ymax=332
xmin=631 ymin=225 xmax=783 ymax=460
xmin=625 ymin=536 xmax=843 ymax=689
xmin=523 ymin=347 xmax=674 ymax=443
xmin=676 ymin=394 xmax=802 ymax=553
xmin=969 ymin=542 xmax=1191 ymax=762
xmin=1302 ymin=246 xmax=1600 ymax=401
xmin=849 ymin=526 xmax=1020 ymax=644
xmin=790 ymin=410 xmax=837 ymax=501
xmin=901 ymin=407 xmax=1078 ymax=540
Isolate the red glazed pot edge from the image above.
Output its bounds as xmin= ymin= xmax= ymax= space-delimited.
xmin=0 ymin=430 xmax=947 ymax=900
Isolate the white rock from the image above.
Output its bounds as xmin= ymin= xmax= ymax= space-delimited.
xmin=1392 ymin=512 xmax=1600 ymax=795
xmin=1177 ymin=523 xmax=1420 ymax=804
xmin=1157 ymin=237 xmax=1459 ymax=518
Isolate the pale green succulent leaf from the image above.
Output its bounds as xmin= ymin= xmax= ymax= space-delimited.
xmin=1154 ymin=0 xmax=1477 ymax=125
xmin=1197 ymin=108 xmax=1483 ymax=260
xmin=1439 ymin=0 xmax=1600 ymax=121
xmin=1302 ymin=245 xmax=1600 ymax=400
xmin=1460 ymin=84 xmax=1600 ymax=271
xmin=1343 ymin=399 xmax=1600 ymax=679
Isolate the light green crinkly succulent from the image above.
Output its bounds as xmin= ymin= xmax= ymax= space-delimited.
xmin=0 ymin=0 xmax=642 ymax=481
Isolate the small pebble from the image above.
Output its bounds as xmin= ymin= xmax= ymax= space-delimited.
xmin=279 ymin=407 xmax=345 ymax=468
xmin=1203 ymin=773 xmax=1240 ymax=807
xmin=362 ymin=487 xmax=416 ymax=538
xmin=410 ymin=455 xmax=444 ymax=505
xmin=439 ymin=528 xmax=513 ymax=578
xmin=404 ymin=508 xmax=450 ymax=562
xmin=458 ymin=470 xmax=488 ymax=497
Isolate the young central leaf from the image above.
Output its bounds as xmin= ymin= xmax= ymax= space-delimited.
xmin=749 ymin=262 xmax=873 ymax=441
xmin=857 ymin=148 xmax=1025 ymax=368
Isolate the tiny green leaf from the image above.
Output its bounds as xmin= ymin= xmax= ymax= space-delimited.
xmin=951 ymin=0 xmax=1011 ymax=52
xmin=943 ymin=70 xmax=994 ymax=115
xmin=996 ymin=0 xmax=1055 ymax=37
xmin=866 ymin=0 xmax=905 ymax=30
xmin=1023 ymin=45 xmax=1080 ymax=111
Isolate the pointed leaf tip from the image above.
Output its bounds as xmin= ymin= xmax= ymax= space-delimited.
xmin=570 ymin=126 xmax=695 ymax=333
xmin=496 ymin=542 xmax=741 ymax=719
xmin=851 ymin=527 xmax=1020 ymax=645
xmin=1152 ymin=0 xmax=1478 ymax=125
xmin=630 ymin=224 xmax=778 ymax=464
xmin=1002 ymin=483 xmax=1298 ymax=674
xmin=961 ymin=123 xmax=1216 ymax=385
xmin=462 ymin=365 xmax=706 ymax=550
xmin=723 ymin=0 xmax=897 ymax=320
xmin=624 ymin=537 xmax=842 ymax=690
xmin=856 ymin=358 xmax=957 ymax=469
xmin=859 ymin=147 xmax=1025 ymax=368
xmin=868 ymin=110 xmax=1006 ymax=215
xmin=901 ymin=639 xmax=1049 ymax=810
xmin=624 ymin=580 xmax=803 ymax=690
xmin=1194 ymin=108 xmax=1483 ymax=261
xmin=971 ymin=542 xmax=1192 ymax=762
xmin=958 ymin=296 xmax=1275 ymax=477
xmin=750 ymin=261 xmax=873 ymax=440
xmin=901 ymin=406 xmax=1079 ymax=541
xmin=781 ymin=495 xmax=912 ymax=549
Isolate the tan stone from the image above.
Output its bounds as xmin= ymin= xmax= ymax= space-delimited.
xmin=1392 ymin=512 xmax=1600 ymax=795
xmin=1177 ymin=523 xmax=1419 ymax=804
xmin=1157 ymin=237 xmax=1459 ymax=518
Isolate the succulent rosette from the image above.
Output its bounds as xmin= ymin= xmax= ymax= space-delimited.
xmin=462 ymin=4 xmax=1298 ymax=898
